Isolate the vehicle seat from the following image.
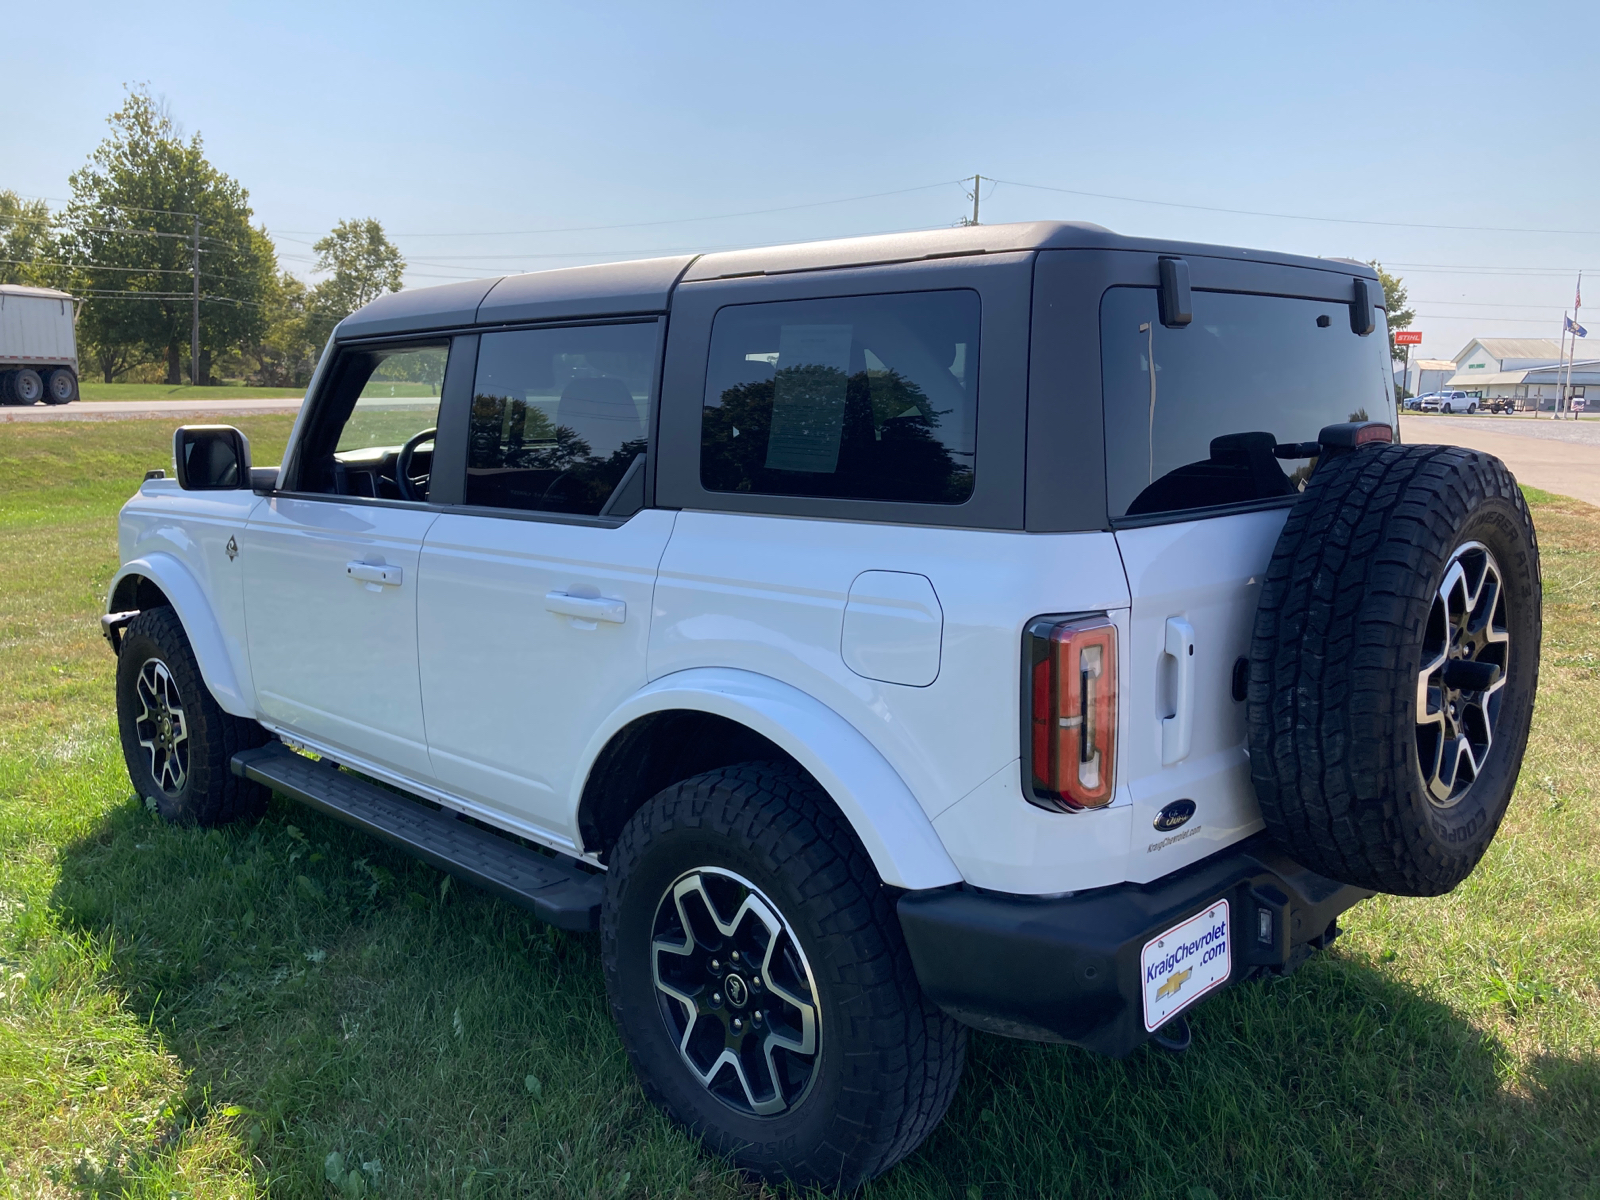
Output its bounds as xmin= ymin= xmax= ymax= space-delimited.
xmin=556 ymin=377 xmax=644 ymax=453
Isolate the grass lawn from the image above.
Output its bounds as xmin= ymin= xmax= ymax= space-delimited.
xmin=1 ymin=419 xmax=1596 ymax=1198
xmin=76 ymin=383 xmax=305 ymax=402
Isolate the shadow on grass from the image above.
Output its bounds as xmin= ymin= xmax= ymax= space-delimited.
xmin=48 ymin=793 xmax=1600 ymax=1199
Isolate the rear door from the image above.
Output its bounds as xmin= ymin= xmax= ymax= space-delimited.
xmin=1099 ymin=275 xmax=1396 ymax=882
xmin=415 ymin=319 xmax=671 ymax=843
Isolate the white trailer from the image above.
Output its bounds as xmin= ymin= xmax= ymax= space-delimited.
xmin=0 ymin=284 xmax=79 ymax=404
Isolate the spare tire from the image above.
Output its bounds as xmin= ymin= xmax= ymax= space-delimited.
xmin=1247 ymin=444 xmax=1541 ymax=896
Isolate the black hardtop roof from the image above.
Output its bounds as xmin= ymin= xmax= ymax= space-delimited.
xmin=334 ymin=220 xmax=1378 ymax=340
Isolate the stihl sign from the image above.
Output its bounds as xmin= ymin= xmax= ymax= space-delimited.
xmin=1394 ymin=330 xmax=1423 ymax=345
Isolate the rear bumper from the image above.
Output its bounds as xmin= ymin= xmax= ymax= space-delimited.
xmin=897 ymin=834 xmax=1371 ymax=1058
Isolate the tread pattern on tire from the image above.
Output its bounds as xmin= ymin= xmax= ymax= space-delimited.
xmin=602 ymin=762 xmax=965 ymax=1188
xmin=1248 ymin=443 xmax=1540 ymax=895
xmin=119 ymin=606 xmax=270 ymax=826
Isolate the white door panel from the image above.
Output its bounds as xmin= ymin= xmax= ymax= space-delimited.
xmin=1115 ymin=507 xmax=1287 ymax=883
xmin=416 ymin=509 xmax=676 ymax=837
xmin=243 ymin=498 xmax=438 ymax=777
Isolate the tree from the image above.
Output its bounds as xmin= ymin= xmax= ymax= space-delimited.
xmin=1369 ymin=262 xmax=1415 ymax=361
xmin=0 ymin=191 xmax=58 ymax=286
xmin=243 ymin=270 xmax=319 ymax=386
xmin=60 ymin=86 xmax=272 ymax=384
xmin=305 ymin=218 xmax=405 ymax=348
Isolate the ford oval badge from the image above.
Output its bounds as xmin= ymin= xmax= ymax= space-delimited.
xmin=1154 ymin=799 xmax=1196 ymax=832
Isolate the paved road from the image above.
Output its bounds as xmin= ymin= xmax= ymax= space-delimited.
xmin=1400 ymin=415 xmax=1600 ymax=507
xmin=0 ymin=396 xmax=305 ymax=422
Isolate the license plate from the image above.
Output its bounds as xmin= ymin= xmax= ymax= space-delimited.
xmin=1141 ymin=899 xmax=1231 ymax=1031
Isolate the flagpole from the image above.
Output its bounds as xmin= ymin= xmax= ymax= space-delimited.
xmin=1553 ymin=318 xmax=1566 ymax=419
xmin=1563 ymin=273 xmax=1583 ymax=419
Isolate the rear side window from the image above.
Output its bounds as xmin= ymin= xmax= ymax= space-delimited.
xmin=700 ymin=290 xmax=980 ymax=504
xmin=1101 ymin=287 xmax=1395 ymax=519
xmin=466 ymin=321 xmax=658 ymax=516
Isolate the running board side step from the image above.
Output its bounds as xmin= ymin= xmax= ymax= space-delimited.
xmin=231 ymin=742 xmax=603 ymax=931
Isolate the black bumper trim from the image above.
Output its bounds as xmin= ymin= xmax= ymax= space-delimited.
xmin=897 ymin=835 xmax=1371 ymax=1058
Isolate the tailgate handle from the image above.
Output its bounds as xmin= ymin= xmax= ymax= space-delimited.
xmin=545 ymin=589 xmax=626 ymax=626
xmin=1161 ymin=617 xmax=1196 ymax=766
xmin=346 ymin=561 xmax=403 ymax=587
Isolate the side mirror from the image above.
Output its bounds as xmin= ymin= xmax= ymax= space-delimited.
xmin=173 ymin=425 xmax=251 ymax=490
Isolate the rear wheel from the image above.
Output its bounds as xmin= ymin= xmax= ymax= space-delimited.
xmin=6 ymin=368 xmax=43 ymax=405
xmin=44 ymin=368 xmax=77 ymax=404
xmin=116 ymin=607 xmax=271 ymax=826
xmin=601 ymin=763 xmax=965 ymax=1189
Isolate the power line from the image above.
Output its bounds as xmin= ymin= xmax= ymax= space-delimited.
xmin=1413 ymin=313 xmax=1573 ymax=326
xmin=76 ymin=289 xmax=268 ymax=308
xmin=6 ymin=191 xmax=200 ymax=219
xmin=989 ymin=177 xmax=1600 ymax=238
xmin=268 ymin=180 xmax=968 ymax=240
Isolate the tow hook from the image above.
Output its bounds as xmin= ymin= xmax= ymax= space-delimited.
xmin=1150 ymin=1014 xmax=1192 ymax=1054
xmin=101 ymin=610 xmax=138 ymax=655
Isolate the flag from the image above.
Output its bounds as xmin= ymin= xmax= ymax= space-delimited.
xmin=1576 ymin=273 xmax=1583 ymax=315
xmin=1566 ymin=314 xmax=1588 ymax=338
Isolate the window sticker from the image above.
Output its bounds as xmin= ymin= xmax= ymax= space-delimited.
xmin=763 ymin=324 xmax=853 ymax=474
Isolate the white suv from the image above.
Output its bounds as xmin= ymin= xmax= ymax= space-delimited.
xmin=104 ymin=223 xmax=1541 ymax=1188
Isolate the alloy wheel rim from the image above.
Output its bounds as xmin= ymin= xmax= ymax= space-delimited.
xmin=134 ymin=658 xmax=189 ymax=795
xmin=650 ymin=866 xmax=821 ymax=1117
xmin=1416 ymin=541 xmax=1509 ymax=807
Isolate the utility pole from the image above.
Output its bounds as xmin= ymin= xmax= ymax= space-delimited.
xmin=191 ymin=215 xmax=201 ymax=388
xmin=963 ymin=175 xmax=981 ymax=226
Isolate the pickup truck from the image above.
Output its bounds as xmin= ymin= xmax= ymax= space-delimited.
xmin=102 ymin=222 xmax=1541 ymax=1188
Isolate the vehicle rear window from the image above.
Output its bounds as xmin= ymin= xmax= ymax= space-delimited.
xmin=700 ymin=290 xmax=979 ymax=504
xmin=1101 ymin=287 xmax=1394 ymax=519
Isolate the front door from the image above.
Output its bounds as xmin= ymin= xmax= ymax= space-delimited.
xmin=415 ymin=320 xmax=668 ymax=842
xmin=243 ymin=342 xmax=449 ymax=779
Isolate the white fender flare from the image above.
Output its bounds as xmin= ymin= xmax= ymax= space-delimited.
xmin=575 ymin=667 xmax=962 ymax=891
xmin=108 ymin=554 xmax=252 ymax=717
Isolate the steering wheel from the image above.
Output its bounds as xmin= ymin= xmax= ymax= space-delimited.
xmin=394 ymin=427 xmax=437 ymax=502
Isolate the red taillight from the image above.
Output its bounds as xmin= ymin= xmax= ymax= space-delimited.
xmin=1027 ymin=616 xmax=1117 ymax=810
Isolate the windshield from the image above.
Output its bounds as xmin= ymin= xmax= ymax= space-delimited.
xmin=1101 ymin=286 xmax=1394 ymax=519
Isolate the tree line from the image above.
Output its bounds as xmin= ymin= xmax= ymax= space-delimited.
xmin=0 ymin=87 xmax=404 ymax=387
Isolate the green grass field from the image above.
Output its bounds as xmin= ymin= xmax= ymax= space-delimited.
xmin=75 ymin=383 xmax=306 ymax=402
xmin=1 ymin=419 xmax=1596 ymax=1198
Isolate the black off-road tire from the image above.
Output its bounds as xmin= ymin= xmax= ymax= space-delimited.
xmin=115 ymin=606 xmax=271 ymax=826
xmin=1248 ymin=444 xmax=1541 ymax=896
xmin=601 ymin=763 xmax=966 ymax=1190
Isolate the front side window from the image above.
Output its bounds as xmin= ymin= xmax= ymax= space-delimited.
xmin=298 ymin=343 xmax=447 ymax=500
xmin=700 ymin=290 xmax=980 ymax=504
xmin=1101 ymin=287 xmax=1395 ymax=520
xmin=466 ymin=322 xmax=658 ymax=516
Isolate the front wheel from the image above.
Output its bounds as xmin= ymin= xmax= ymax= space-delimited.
xmin=116 ymin=607 xmax=271 ymax=826
xmin=601 ymin=763 xmax=965 ymax=1189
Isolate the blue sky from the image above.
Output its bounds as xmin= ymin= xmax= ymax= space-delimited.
xmin=5 ymin=0 xmax=1598 ymax=358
